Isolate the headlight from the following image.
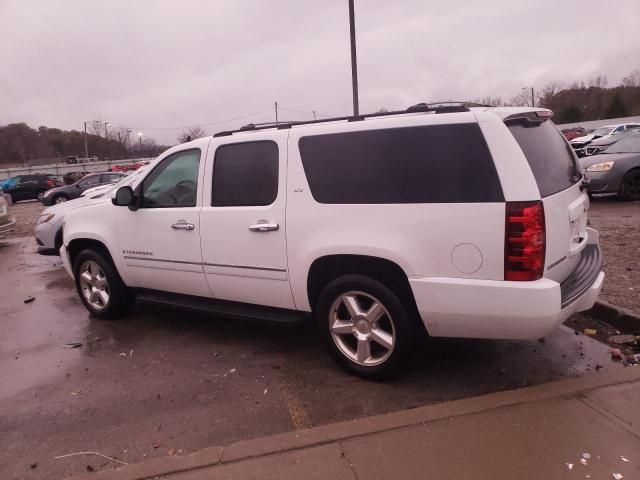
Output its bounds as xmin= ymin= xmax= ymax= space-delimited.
xmin=586 ymin=161 xmax=614 ymax=172
xmin=37 ymin=213 xmax=55 ymax=225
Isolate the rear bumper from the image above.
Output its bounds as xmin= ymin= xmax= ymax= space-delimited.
xmin=410 ymin=230 xmax=604 ymax=340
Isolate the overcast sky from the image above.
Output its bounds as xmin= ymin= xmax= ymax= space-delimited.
xmin=1 ymin=0 xmax=639 ymax=145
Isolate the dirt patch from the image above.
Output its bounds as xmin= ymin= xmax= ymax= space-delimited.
xmin=3 ymin=200 xmax=44 ymax=239
xmin=589 ymin=200 xmax=640 ymax=314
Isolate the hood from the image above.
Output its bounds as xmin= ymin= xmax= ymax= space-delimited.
xmin=589 ymin=136 xmax=617 ymax=147
xmin=579 ymin=152 xmax=640 ymax=169
xmin=571 ymin=134 xmax=596 ymax=144
xmin=41 ymin=192 xmax=111 ymax=215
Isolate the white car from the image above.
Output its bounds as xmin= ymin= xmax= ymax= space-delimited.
xmin=60 ymin=105 xmax=604 ymax=379
xmin=35 ymin=167 xmax=151 ymax=255
xmin=571 ymin=123 xmax=640 ymax=156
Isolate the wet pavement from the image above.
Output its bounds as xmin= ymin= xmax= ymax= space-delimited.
xmin=0 ymin=237 xmax=622 ymax=479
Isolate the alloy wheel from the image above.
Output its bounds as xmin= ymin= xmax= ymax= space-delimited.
xmin=329 ymin=291 xmax=395 ymax=366
xmin=79 ymin=260 xmax=110 ymax=311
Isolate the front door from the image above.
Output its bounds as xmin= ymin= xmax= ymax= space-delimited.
xmin=115 ymin=147 xmax=211 ymax=298
xmin=199 ymin=132 xmax=295 ymax=309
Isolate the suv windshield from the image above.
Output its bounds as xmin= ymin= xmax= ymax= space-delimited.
xmin=604 ymin=135 xmax=640 ymax=154
xmin=507 ymin=119 xmax=582 ymax=197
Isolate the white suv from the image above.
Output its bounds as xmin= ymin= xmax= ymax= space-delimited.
xmin=60 ymin=104 xmax=604 ymax=379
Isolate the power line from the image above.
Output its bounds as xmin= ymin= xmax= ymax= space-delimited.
xmin=111 ymin=107 xmax=275 ymax=132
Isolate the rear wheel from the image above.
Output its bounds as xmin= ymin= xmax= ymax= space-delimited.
xmin=36 ymin=189 xmax=46 ymax=201
xmin=73 ymin=249 xmax=135 ymax=319
xmin=54 ymin=194 xmax=68 ymax=204
xmin=316 ymin=274 xmax=416 ymax=380
xmin=619 ymin=169 xmax=640 ymax=201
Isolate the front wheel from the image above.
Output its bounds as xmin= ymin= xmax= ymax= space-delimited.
xmin=54 ymin=195 xmax=68 ymax=204
xmin=74 ymin=249 xmax=135 ymax=319
xmin=316 ymin=274 xmax=416 ymax=380
xmin=619 ymin=169 xmax=640 ymax=201
xmin=36 ymin=190 xmax=46 ymax=201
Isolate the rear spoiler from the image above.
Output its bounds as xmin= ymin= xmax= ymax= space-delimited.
xmin=504 ymin=110 xmax=553 ymax=127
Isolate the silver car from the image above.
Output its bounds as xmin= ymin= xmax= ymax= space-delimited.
xmin=0 ymin=193 xmax=16 ymax=236
xmin=580 ymin=132 xmax=640 ymax=200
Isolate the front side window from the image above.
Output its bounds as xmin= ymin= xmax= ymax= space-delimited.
xmin=102 ymin=173 xmax=125 ymax=183
xmin=614 ymin=126 xmax=625 ymax=133
xmin=212 ymin=141 xmax=278 ymax=206
xmin=141 ymin=149 xmax=200 ymax=208
xmin=78 ymin=176 xmax=101 ymax=188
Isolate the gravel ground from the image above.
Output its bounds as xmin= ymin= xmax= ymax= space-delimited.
xmin=3 ymin=198 xmax=638 ymax=313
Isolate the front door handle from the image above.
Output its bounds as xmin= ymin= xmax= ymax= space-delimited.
xmin=171 ymin=221 xmax=195 ymax=231
xmin=248 ymin=222 xmax=279 ymax=232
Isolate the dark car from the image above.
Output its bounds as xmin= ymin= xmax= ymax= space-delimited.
xmin=41 ymin=172 xmax=126 ymax=206
xmin=1 ymin=173 xmax=63 ymax=203
xmin=580 ymin=132 xmax=640 ymax=200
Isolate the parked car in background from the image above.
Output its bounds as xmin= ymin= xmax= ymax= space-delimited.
xmin=36 ymin=168 xmax=149 ymax=255
xmin=0 ymin=193 xmax=16 ymax=237
xmin=562 ymin=127 xmax=587 ymax=141
xmin=60 ymin=105 xmax=603 ymax=379
xmin=41 ymin=172 xmax=126 ymax=206
xmin=571 ymin=123 xmax=640 ymax=157
xmin=580 ymin=131 xmax=640 ymax=200
xmin=584 ymin=126 xmax=640 ymax=156
xmin=63 ymin=155 xmax=99 ymax=164
xmin=1 ymin=173 xmax=63 ymax=202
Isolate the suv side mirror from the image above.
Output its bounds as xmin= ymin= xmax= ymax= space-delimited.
xmin=112 ymin=186 xmax=136 ymax=210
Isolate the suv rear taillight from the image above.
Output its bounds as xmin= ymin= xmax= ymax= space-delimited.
xmin=46 ymin=179 xmax=55 ymax=187
xmin=505 ymin=201 xmax=546 ymax=281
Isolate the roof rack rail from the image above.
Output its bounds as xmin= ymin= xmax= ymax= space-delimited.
xmin=213 ymin=102 xmax=473 ymax=137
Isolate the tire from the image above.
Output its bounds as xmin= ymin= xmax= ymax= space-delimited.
xmin=36 ymin=189 xmax=46 ymax=201
xmin=619 ymin=169 xmax=640 ymax=201
xmin=315 ymin=274 xmax=416 ymax=380
xmin=54 ymin=194 xmax=68 ymax=204
xmin=73 ymin=249 xmax=135 ymax=319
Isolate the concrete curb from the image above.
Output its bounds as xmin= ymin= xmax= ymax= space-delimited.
xmin=69 ymin=366 xmax=640 ymax=480
xmin=589 ymin=299 xmax=640 ymax=333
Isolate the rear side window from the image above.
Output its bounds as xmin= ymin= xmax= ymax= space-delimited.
xmin=507 ymin=120 xmax=581 ymax=197
xmin=212 ymin=141 xmax=278 ymax=206
xmin=298 ymin=124 xmax=503 ymax=204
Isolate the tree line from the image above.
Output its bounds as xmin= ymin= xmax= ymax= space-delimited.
xmin=475 ymin=69 xmax=640 ymax=124
xmin=0 ymin=122 xmax=168 ymax=166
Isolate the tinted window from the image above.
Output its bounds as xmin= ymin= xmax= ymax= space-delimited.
xmin=212 ymin=141 xmax=278 ymax=206
xmin=78 ymin=175 xmax=101 ymax=188
xmin=141 ymin=149 xmax=200 ymax=208
xmin=298 ymin=124 xmax=503 ymax=204
xmin=507 ymin=120 xmax=581 ymax=197
xmin=102 ymin=173 xmax=125 ymax=183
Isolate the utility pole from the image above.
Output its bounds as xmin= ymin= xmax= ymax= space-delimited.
xmin=84 ymin=121 xmax=88 ymax=158
xmin=275 ymin=101 xmax=279 ymax=123
xmin=531 ymin=87 xmax=535 ymax=108
xmin=348 ymin=0 xmax=359 ymax=116
xmin=313 ymin=110 xmax=317 ymax=120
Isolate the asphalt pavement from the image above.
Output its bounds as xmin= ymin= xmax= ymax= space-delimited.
xmin=0 ymin=234 xmax=623 ymax=479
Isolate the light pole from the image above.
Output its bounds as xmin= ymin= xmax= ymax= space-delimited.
xmin=348 ymin=0 xmax=359 ymax=116
xmin=83 ymin=121 xmax=88 ymax=158
xmin=104 ymin=121 xmax=111 ymax=139
xmin=523 ymin=87 xmax=535 ymax=107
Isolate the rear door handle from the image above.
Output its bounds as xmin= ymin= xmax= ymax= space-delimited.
xmin=249 ymin=222 xmax=279 ymax=232
xmin=171 ymin=221 xmax=195 ymax=231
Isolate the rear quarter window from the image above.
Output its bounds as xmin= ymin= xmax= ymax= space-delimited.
xmin=298 ymin=123 xmax=504 ymax=204
xmin=507 ymin=120 xmax=581 ymax=197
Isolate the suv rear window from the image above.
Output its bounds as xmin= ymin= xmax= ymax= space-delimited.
xmin=507 ymin=120 xmax=581 ymax=197
xmin=298 ymin=124 xmax=503 ymax=204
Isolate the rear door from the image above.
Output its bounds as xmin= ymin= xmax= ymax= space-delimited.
xmin=199 ymin=132 xmax=295 ymax=309
xmin=507 ymin=118 xmax=587 ymax=282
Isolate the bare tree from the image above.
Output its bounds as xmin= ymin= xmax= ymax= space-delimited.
xmin=588 ymin=75 xmax=608 ymax=88
xmin=621 ymin=70 xmax=640 ymax=87
xmin=178 ymin=126 xmax=207 ymax=143
xmin=89 ymin=120 xmax=110 ymax=138
xmin=538 ymin=81 xmax=563 ymax=108
xmin=473 ymin=96 xmax=504 ymax=106
xmin=509 ymin=90 xmax=533 ymax=107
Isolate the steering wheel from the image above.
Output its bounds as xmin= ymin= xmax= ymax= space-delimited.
xmin=175 ymin=179 xmax=197 ymax=201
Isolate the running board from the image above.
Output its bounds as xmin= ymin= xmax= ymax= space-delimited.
xmin=136 ymin=289 xmax=309 ymax=324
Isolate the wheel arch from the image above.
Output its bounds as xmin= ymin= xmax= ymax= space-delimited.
xmin=306 ymin=254 xmax=420 ymax=323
